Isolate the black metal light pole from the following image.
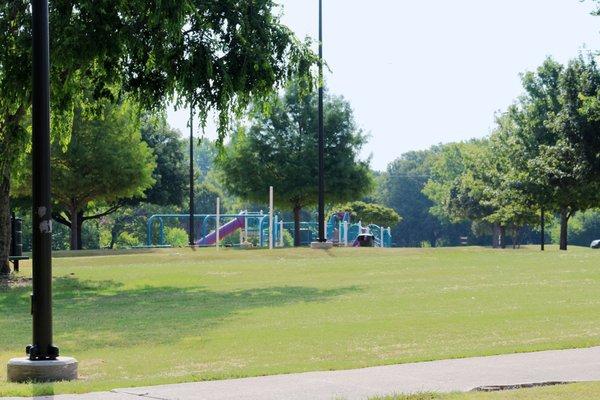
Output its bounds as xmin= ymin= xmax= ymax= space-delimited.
xmin=317 ymin=0 xmax=326 ymax=243
xmin=28 ymin=0 xmax=58 ymax=361
xmin=189 ymin=105 xmax=195 ymax=247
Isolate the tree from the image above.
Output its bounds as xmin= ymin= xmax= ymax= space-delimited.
xmin=339 ymin=201 xmax=401 ymax=228
xmin=48 ymin=100 xmax=156 ymax=250
xmin=195 ymin=183 xmax=224 ymax=215
xmin=503 ymin=57 xmax=600 ymax=250
xmin=551 ymin=56 xmax=600 ymax=249
xmin=468 ymin=127 xmax=538 ymax=248
xmin=1 ymin=0 xmax=315 ymax=271
xmin=383 ymin=151 xmax=434 ymax=247
xmin=141 ymin=113 xmax=188 ymax=207
xmin=551 ymin=208 xmax=600 ymax=247
xmin=218 ymin=82 xmax=373 ymax=246
xmin=422 ymin=139 xmax=531 ymax=248
xmin=100 ymin=113 xmax=189 ymax=249
xmin=381 ymin=149 xmax=470 ymax=247
xmin=423 ymin=141 xmax=491 ymax=222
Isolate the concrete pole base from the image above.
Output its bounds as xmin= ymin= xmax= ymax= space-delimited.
xmin=7 ymin=357 xmax=78 ymax=383
xmin=310 ymin=241 xmax=334 ymax=250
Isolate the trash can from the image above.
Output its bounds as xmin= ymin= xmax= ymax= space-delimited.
xmin=10 ymin=216 xmax=23 ymax=257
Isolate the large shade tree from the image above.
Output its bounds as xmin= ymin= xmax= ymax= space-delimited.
xmin=0 ymin=0 xmax=316 ymax=271
xmin=218 ymin=82 xmax=373 ymax=246
xmin=15 ymin=99 xmax=156 ymax=251
xmin=502 ymin=57 xmax=600 ymax=250
xmin=140 ymin=112 xmax=188 ymax=208
xmin=382 ymin=149 xmax=472 ymax=247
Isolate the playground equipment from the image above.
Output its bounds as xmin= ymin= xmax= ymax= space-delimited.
xmin=146 ymin=185 xmax=392 ymax=249
xmin=331 ymin=212 xmax=392 ymax=247
xmin=147 ymin=188 xmax=280 ymax=248
xmin=279 ymin=212 xmax=393 ymax=247
xmin=355 ymin=232 xmax=375 ymax=247
xmin=146 ymin=211 xmax=393 ymax=248
xmin=146 ymin=211 xmax=281 ymax=248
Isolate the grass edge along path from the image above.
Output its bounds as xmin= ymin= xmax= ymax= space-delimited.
xmin=374 ymin=381 xmax=600 ymax=400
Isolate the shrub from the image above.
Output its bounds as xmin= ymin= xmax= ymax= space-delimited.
xmin=282 ymin=230 xmax=294 ymax=247
xmin=165 ymin=227 xmax=188 ymax=247
xmin=115 ymin=231 xmax=141 ymax=249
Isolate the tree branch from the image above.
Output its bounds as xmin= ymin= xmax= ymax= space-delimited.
xmin=82 ymin=203 xmax=123 ymax=221
xmin=52 ymin=212 xmax=71 ymax=228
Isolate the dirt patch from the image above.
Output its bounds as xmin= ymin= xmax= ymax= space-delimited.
xmin=0 ymin=275 xmax=32 ymax=290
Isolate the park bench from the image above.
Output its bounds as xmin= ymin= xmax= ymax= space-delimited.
xmin=8 ymin=255 xmax=28 ymax=273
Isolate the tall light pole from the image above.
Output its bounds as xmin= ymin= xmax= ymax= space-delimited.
xmin=8 ymin=0 xmax=77 ymax=382
xmin=189 ymin=105 xmax=195 ymax=247
xmin=317 ymin=0 xmax=325 ymax=242
xmin=29 ymin=0 xmax=56 ymax=362
xmin=311 ymin=0 xmax=332 ymax=249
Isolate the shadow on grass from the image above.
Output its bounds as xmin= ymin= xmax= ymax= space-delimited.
xmin=1 ymin=276 xmax=361 ymax=349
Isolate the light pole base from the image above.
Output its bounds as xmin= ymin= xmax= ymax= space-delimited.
xmin=310 ymin=241 xmax=333 ymax=250
xmin=7 ymin=356 xmax=78 ymax=383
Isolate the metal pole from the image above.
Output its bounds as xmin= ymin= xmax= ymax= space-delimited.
xmin=343 ymin=220 xmax=348 ymax=246
xmin=216 ymin=197 xmax=220 ymax=250
xmin=269 ymin=186 xmax=274 ymax=250
xmin=317 ymin=0 xmax=326 ymax=242
xmin=189 ymin=106 xmax=195 ymax=247
xmin=29 ymin=0 xmax=58 ymax=361
xmin=280 ymin=220 xmax=284 ymax=247
xmin=245 ymin=212 xmax=249 ymax=242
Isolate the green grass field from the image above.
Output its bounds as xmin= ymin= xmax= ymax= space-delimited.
xmin=1 ymin=246 xmax=600 ymax=397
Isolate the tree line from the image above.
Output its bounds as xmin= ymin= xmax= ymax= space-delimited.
xmin=380 ymin=55 xmax=600 ymax=250
xmin=8 ymin=76 xmax=401 ymax=255
xmin=1 ymin=0 xmax=317 ymax=273
xmin=4 ymin=1 xmax=600 ymax=274
xmin=7 ymin=56 xmax=600 ymax=258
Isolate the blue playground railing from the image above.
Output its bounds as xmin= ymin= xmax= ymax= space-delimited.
xmin=276 ymin=212 xmax=393 ymax=247
xmin=146 ymin=211 xmax=393 ymax=248
xmin=146 ymin=212 xmax=279 ymax=247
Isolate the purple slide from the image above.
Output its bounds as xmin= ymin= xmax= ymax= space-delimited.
xmin=195 ymin=215 xmax=245 ymax=246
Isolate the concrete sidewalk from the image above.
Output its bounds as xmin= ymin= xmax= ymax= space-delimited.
xmin=7 ymin=346 xmax=600 ymax=400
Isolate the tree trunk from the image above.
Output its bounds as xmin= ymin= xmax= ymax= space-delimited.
xmin=0 ymin=167 xmax=11 ymax=275
xmin=512 ymin=226 xmax=517 ymax=249
xmin=559 ymin=208 xmax=569 ymax=251
xmin=110 ymin=224 xmax=118 ymax=249
xmin=76 ymin=210 xmax=84 ymax=250
xmin=499 ymin=225 xmax=506 ymax=249
xmin=492 ymin=224 xmax=499 ymax=248
xmin=293 ymin=205 xmax=301 ymax=247
xmin=69 ymin=204 xmax=79 ymax=251
xmin=540 ymin=206 xmax=545 ymax=251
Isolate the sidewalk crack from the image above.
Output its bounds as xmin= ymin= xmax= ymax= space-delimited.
xmin=111 ymin=389 xmax=171 ymax=400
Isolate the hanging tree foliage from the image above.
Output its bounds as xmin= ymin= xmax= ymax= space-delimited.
xmin=0 ymin=0 xmax=317 ymax=271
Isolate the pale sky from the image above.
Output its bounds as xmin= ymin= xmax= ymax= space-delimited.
xmin=167 ymin=0 xmax=600 ymax=171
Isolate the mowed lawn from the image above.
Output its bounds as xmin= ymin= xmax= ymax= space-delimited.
xmin=1 ymin=246 xmax=600 ymax=397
